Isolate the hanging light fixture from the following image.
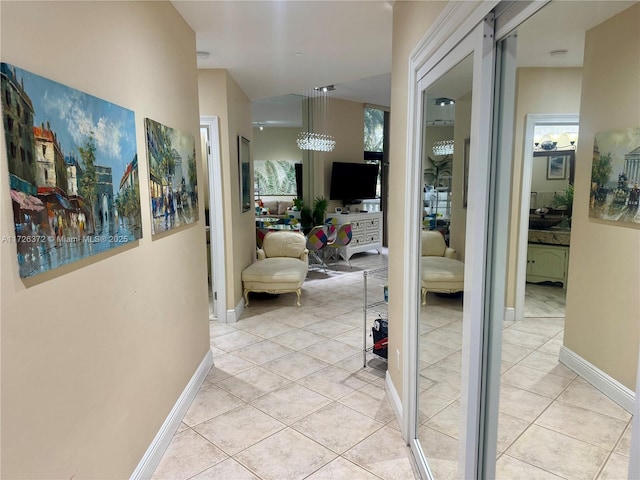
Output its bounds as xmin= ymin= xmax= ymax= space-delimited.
xmin=433 ymin=140 xmax=454 ymax=156
xmin=297 ymin=85 xmax=336 ymax=152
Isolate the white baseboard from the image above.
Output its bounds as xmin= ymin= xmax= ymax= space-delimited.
xmin=226 ymin=298 xmax=244 ymax=323
xmin=130 ymin=349 xmax=214 ymax=480
xmin=504 ymin=307 xmax=515 ymax=323
xmin=559 ymin=346 xmax=634 ymax=413
xmin=385 ymin=372 xmax=405 ymax=438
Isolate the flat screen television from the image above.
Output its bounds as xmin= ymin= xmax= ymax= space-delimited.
xmin=329 ymin=161 xmax=379 ymax=204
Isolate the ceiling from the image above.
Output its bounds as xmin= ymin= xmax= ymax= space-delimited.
xmin=172 ymin=0 xmax=393 ymax=127
xmin=172 ymin=0 xmax=636 ymax=128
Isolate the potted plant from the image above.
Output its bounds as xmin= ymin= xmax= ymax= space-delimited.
xmin=424 ymin=155 xmax=452 ymax=188
xmin=288 ymin=197 xmax=303 ymax=220
xmin=300 ymin=196 xmax=328 ymax=234
xmin=292 ymin=198 xmax=303 ymax=211
xmin=553 ymin=184 xmax=574 ymax=227
xmin=312 ymin=196 xmax=328 ymax=225
xmin=553 ymin=184 xmax=574 ymax=217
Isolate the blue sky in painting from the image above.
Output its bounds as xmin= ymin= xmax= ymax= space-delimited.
xmin=9 ymin=63 xmax=137 ymax=195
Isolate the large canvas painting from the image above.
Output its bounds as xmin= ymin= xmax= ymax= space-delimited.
xmin=589 ymin=127 xmax=640 ymax=226
xmin=145 ymin=118 xmax=198 ymax=234
xmin=1 ymin=63 xmax=141 ymax=278
xmin=254 ymin=159 xmax=297 ymax=195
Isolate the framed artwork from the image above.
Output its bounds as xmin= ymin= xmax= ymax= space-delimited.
xmin=254 ymin=159 xmax=297 ymax=195
xmin=144 ymin=118 xmax=198 ymax=235
xmin=239 ymin=136 xmax=251 ymax=212
xmin=1 ymin=62 xmax=141 ymax=278
xmin=589 ymin=126 xmax=640 ymax=226
xmin=463 ymin=137 xmax=470 ymax=208
xmin=547 ymin=155 xmax=568 ymax=180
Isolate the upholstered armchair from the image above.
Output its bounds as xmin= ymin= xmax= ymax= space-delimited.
xmin=242 ymin=231 xmax=309 ymax=307
xmin=420 ymin=230 xmax=465 ymax=305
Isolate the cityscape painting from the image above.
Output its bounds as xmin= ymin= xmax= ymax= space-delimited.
xmin=144 ymin=118 xmax=198 ymax=234
xmin=1 ymin=63 xmax=142 ymax=278
xmin=589 ymin=126 xmax=640 ymax=226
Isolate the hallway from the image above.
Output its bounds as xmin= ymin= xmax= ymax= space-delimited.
xmin=152 ymin=251 xmax=419 ymax=479
xmin=154 ymin=253 xmax=632 ymax=479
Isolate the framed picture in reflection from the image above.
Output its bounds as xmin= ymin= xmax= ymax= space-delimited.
xmin=547 ymin=155 xmax=568 ymax=180
xmin=463 ymin=137 xmax=470 ymax=208
xmin=238 ymin=136 xmax=251 ymax=213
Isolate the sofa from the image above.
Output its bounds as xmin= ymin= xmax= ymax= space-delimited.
xmin=261 ymin=199 xmax=293 ymax=215
xmin=420 ymin=230 xmax=464 ymax=305
xmin=242 ymin=230 xmax=308 ymax=306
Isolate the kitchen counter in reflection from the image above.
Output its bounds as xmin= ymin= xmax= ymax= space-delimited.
xmin=528 ymin=228 xmax=571 ymax=246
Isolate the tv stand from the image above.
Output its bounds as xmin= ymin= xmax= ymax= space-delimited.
xmin=334 ymin=212 xmax=382 ymax=261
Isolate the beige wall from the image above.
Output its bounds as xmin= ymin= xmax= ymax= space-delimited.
xmin=388 ymin=1 xmax=447 ymax=395
xmin=564 ymin=3 xmax=640 ymax=390
xmin=198 ymin=70 xmax=254 ymax=311
xmin=253 ymin=127 xmax=301 ymax=203
xmin=505 ymin=67 xmax=583 ymax=306
xmin=316 ymin=97 xmax=366 ymax=212
xmin=530 ymin=157 xmax=570 ymax=194
xmin=0 ymin=2 xmax=209 ymax=478
xmin=253 ymin=127 xmax=302 ymax=163
xmin=450 ymin=91 xmax=471 ymax=260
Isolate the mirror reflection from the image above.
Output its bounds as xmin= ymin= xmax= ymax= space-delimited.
xmin=417 ymin=53 xmax=472 ymax=478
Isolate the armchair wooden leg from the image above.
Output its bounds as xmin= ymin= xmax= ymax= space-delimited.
xmin=421 ymin=288 xmax=427 ymax=306
xmin=244 ymin=289 xmax=250 ymax=307
xmin=295 ymin=289 xmax=302 ymax=307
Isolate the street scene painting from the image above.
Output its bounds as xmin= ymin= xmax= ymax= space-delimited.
xmin=144 ymin=118 xmax=198 ymax=234
xmin=589 ymin=127 xmax=640 ymax=226
xmin=1 ymin=63 xmax=142 ymax=278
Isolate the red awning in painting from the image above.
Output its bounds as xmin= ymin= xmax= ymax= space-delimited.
xmin=10 ymin=190 xmax=45 ymax=212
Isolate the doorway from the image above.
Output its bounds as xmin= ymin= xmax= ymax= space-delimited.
xmin=200 ymin=116 xmax=226 ymax=322
xmin=516 ymin=115 xmax=579 ymax=322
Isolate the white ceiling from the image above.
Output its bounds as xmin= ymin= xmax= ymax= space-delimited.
xmin=172 ymin=0 xmax=636 ymax=128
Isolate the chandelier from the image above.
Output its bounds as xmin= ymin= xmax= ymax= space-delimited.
xmin=297 ymin=132 xmax=335 ymax=152
xmin=298 ymin=85 xmax=336 ymax=152
xmin=433 ymin=140 xmax=454 ymax=156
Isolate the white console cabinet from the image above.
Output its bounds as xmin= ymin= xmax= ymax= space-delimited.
xmin=526 ymin=244 xmax=569 ymax=288
xmin=334 ymin=212 xmax=383 ymax=261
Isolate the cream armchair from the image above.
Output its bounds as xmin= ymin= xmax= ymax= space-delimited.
xmin=242 ymin=230 xmax=309 ymax=307
xmin=420 ymin=230 xmax=464 ymax=305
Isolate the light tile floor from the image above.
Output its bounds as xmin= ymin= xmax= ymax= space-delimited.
xmin=153 ymin=250 xmax=418 ymax=480
xmin=418 ymin=282 xmax=633 ymax=480
xmin=155 ymin=256 xmax=633 ymax=480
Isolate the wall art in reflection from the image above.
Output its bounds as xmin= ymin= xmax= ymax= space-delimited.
xmin=589 ymin=127 xmax=640 ymax=226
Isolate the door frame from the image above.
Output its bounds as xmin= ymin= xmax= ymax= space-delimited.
xmin=200 ymin=116 xmax=227 ymax=322
xmin=514 ymin=113 xmax=578 ymax=321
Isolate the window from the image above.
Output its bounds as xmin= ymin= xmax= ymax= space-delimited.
xmin=363 ymin=107 xmax=387 ymax=210
xmin=20 ymin=147 xmax=25 ymax=162
xmin=7 ymin=116 xmax=13 ymax=132
xmin=42 ymin=145 xmax=47 ymax=156
xmin=4 ymin=88 xmax=10 ymax=106
xmin=364 ymin=107 xmax=384 ymax=152
xmin=10 ymin=142 xmax=16 ymax=159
